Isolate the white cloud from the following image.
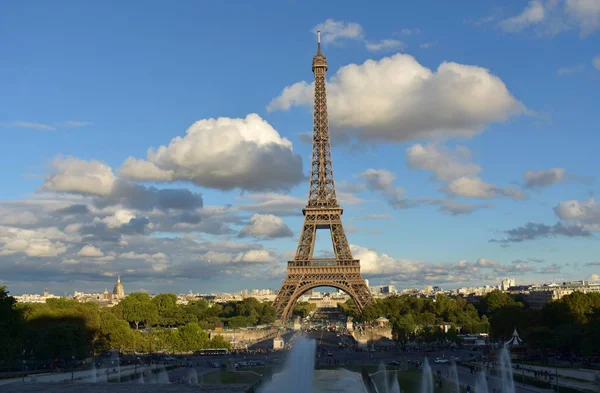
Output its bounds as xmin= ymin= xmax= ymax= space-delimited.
xmin=523 ymin=168 xmax=566 ymax=188
xmin=120 ymin=251 xmax=167 ymax=261
xmin=42 ymin=156 xmax=116 ymax=196
xmin=419 ymin=42 xmax=437 ymax=49
xmin=444 ymin=176 xmax=526 ymax=200
xmin=406 ymin=144 xmax=522 ymax=201
xmin=237 ymin=193 xmax=305 ymax=216
xmin=594 ymin=56 xmax=600 ymax=70
xmin=239 ymin=214 xmax=293 ymax=239
xmin=119 ymin=114 xmax=304 ymax=192
xmin=55 ymin=121 xmax=92 ymax=128
xmin=268 ymin=54 xmax=524 ymax=143
xmin=556 ymin=65 xmax=585 ymax=75
xmin=365 ymin=39 xmax=404 ymax=52
xmin=407 ymin=144 xmax=481 ymax=181
xmin=311 ymin=19 xmax=364 ymax=44
xmin=0 ymin=226 xmax=71 ymax=257
xmin=351 ymin=245 xmax=535 ymax=283
xmin=499 ymin=1 xmax=546 ymax=32
xmin=397 ymin=28 xmax=421 ymax=36
xmin=554 ymin=198 xmax=600 ymax=226
xmin=0 ymin=121 xmax=56 ymax=131
xmin=358 ymin=169 xmax=408 ymax=208
xmin=77 ymin=245 xmax=104 ymax=257
xmin=499 ymin=0 xmax=600 ymax=37
xmin=566 ymin=0 xmax=600 ymax=36
xmin=0 ymin=211 xmax=39 ymax=226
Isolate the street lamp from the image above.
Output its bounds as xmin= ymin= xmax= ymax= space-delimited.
xmin=71 ymin=356 xmax=75 ymax=382
xmin=21 ymin=360 xmax=26 ymax=384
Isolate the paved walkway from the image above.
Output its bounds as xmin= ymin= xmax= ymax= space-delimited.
xmin=512 ymin=365 xmax=597 ymax=392
xmin=518 ymin=364 xmax=600 ymax=383
xmin=0 ymin=365 xmax=156 ymax=386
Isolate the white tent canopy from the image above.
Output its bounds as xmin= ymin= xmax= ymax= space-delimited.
xmin=505 ymin=328 xmax=523 ymax=347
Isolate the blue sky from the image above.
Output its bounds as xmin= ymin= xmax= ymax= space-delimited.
xmin=1 ymin=0 xmax=599 ymax=295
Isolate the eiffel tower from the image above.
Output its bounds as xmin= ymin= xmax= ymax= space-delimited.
xmin=273 ymin=31 xmax=374 ymax=322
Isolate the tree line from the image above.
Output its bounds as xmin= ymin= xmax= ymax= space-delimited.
xmin=0 ymin=287 xmax=275 ymax=364
xmin=342 ymin=290 xmax=600 ymax=357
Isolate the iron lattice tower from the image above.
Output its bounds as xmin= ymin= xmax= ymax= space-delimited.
xmin=273 ymin=32 xmax=374 ymax=321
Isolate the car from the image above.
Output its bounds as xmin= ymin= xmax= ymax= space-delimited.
xmin=434 ymin=358 xmax=449 ymax=364
xmin=387 ymin=361 xmax=400 ymax=366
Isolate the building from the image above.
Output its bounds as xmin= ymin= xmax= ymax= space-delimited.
xmin=112 ymin=276 xmax=125 ymax=300
xmin=501 ymin=278 xmax=516 ymax=291
xmin=526 ymin=281 xmax=600 ymax=309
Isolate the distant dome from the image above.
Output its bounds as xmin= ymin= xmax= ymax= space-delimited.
xmin=113 ymin=276 xmax=125 ymax=298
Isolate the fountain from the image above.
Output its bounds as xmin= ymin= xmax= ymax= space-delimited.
xmin=450 ymin=361 xmax=460 ymax=393
xmin=499 ymin=345 xmax=516 ymax=393
xmin=420 ymin=358 xmax=434 ymax=393
xmin=260 ymin=336 xmax=316 ymax=393
xmin=372 ymin=363 xmax=401 ymax=393
xmin=156 ymin=366 xmax=170 ymax=383
xmin=137 ymin=372 xmax=145 ymax=384
xmin=186 ymin=368 xmax=199 ymax=384
xmin=109 ymin=351 xmax=121 ymax=382
xmin=474 ymin=371 xmax=489 ymax=393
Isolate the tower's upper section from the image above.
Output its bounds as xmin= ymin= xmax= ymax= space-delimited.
xmin=312 ymin=30 xmax=328 ymax=73
xmin=306 ymin=30 xmax=338 ymax=209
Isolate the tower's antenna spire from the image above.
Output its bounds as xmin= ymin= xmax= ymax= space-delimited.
xmin=317 ymin=30 xmax=321 ymax=54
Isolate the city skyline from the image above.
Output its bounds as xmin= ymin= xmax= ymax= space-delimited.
xmin=1 ymin=1 xmax=599 ymax=295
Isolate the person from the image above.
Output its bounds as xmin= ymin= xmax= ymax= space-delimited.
xmin=466 ymin=385 xmax=471 ymax=392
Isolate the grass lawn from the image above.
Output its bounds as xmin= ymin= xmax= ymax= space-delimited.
xmin=201 ymin=367 xmax=268 ymax=384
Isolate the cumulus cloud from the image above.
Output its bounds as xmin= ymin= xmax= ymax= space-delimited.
xmin=407 ymin=144 xmax=481 ymax=181
xmin=94 ymin=181 xmax=203 ymax=212
xmin=77 ymin=245 xmax=104 ymax=257
xmin=490 ymin=222 xmax=592 ymax=244
xmin=119 ymin=114 xmax=304 ymax=192
xmin=352 ymin=245 xmax=537 ymax=284
xmin=554 ymin=198 xmax=600 ymax=230
xmin=406 ymin=144 xmax=521 ymax=205
xmin=426 ymin=199 xmax=492 ymax=216
xmin=239 ymin=214 xmax=294 ymax=239
xmin=267 ymin=54 xmax=525 ymax=143
xmin=311 ymin=19 xmax=364 ymax=44
xmin=498 ymin=0 xmax=600 ymax=37
xmin=42 ymin=156 xmax=116 ymax=196
xmin=444 ymin=177 xmax=526 ymax=200
xmin=0 ymin=226 xmax=72 ymax=257
xmin=594 ymin=56 xmax=600 ymax=70
xmin=358 ymin=169 xmax=410 ymax=208
xmin=523 ymin=168 xmax=568 ymax=188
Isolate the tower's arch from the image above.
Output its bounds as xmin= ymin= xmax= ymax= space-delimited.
xmin=279 ymin=281 xmax=368 ymax=322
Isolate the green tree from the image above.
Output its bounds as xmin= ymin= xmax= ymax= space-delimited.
xmin=0 ymin=286 xmax=24 ymax=360
xmin=208 ymin=335 xmax=231 ymax=349
xmin=121 ymin=293 xmax=159 ymax=329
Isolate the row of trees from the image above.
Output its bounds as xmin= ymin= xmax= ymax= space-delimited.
xmin=112 ymin=293 xmax=275 ymax=330
xmin=0 ymin=287 xmax=276 ymax=363
xmin=475 ymin=290 xmax=600 ymax=357
xmin=343 ymin=290 xmax=600 ymax=356
xmin=339 ymin=294 xmax=490 ymax=344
